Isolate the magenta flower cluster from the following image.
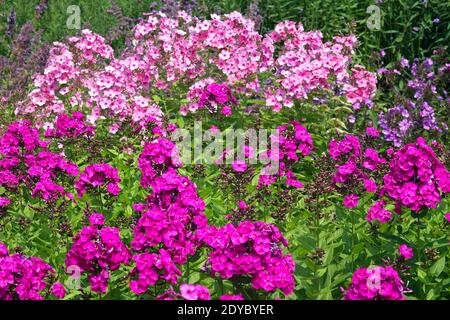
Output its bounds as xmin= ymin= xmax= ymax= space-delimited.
xmin=259 ymin=121 xmax=313 ymax=188
xmin=130 ymin=138 xmax=208 ymax=294
xmin=65 ymin=214 xmax=131 ymax=293
xmin=45 ymin=111 xmax=94 ymax=139
xmin=0 ymin=241 xmax=54 ymax=300
xmin=179 ymin=284 xmax=211 ymax=300
xmin=197 ymin=221 xmax=295 ymax=295
xmin=130 ymin=249 xmax=181 ymax=294
xmin=0 ymin=197 xmax=11 ymax=207
xmin=328 ymin=134 xmax=386 ymax=204
xmin=184 ymin=80 xmax=238 ymax=116
xmin=381 ymin=137 xmax=450 ymax=212
xmin=343 ymin=266 xmax=406 ymax=300
xmin=398 ymin=244 xmax=414 ymax=260
xmin=137 ymin=138 xmax=182 ymax=188
xmin=75 ymin=163 xmax=121 ymax=198
xmin=0 ymin=120 xmax=78 ymax=202
xmin=366 ymin=200 xmax=392 ymax=223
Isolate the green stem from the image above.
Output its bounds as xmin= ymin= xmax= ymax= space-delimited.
xmin=351 ymin=211 xmax=355 ymax=272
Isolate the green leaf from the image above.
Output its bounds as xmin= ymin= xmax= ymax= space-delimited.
xmin=430 ymin=256 xmax=446 ymax=276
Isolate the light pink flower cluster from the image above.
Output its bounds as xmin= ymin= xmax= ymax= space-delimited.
xmin=0 ymin=241 xmax=54 ymax=300
xmin=265 ymin=25 xmax=344 ymax=109
xmin=343 ymin=266 xmax=406 ymax=300
xmin=75 ymin=163 xmax=121 ymax=198
xmin=381 ymin=137 xmax=450 ymax=212
xmin=0 ymin=120 xmax=78 ymax=202
xmin=131 ymin=11 xmax=375 ymax=112
xmin=18 ymin=12 xmax=375 ymax=129
xmin=259 ymin=121 xmax=313 ymax=188
xmin=133 ymin=12 xmax=265 ymax=87
xmin=65 ymin=214 xmax=131 ymax=293
xmin=342 ymin=66 xmax=377 ymax=109
xmin=17 ymin=29 xmax=163 ymax=130
xmin=197 ymin=221 xmax=295 ymax=295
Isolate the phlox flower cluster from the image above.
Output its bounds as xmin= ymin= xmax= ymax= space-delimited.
xmin=0 ymin=241 xmax=54 ymax=300
xmin=75 ymin=163 xmax=121 ymax=198
xmin=258 ymin=121 xmax=313 ymax=189
xmin=342 ymin=66 xmax=377 ymax=110
xmin=129 ymin=249 xmax=181 ymax=294
xmin=137 ymin=138 xmax=182 ymax=188
xmin=379 ymin=105 xmax=412 ymax=147
xmin=51 ymin=282 xmax=66 ymax=299
xmin=44 ymin=111 xmax=94 ymax=139
xmin=398 ymin=244 xmax=413 ymax=260
xmin=263 ymin=24 xmax=375 ymax=111
xmin=381 ymin=137 xmax=450 ymax=212
xmin=15 ymin=11 xmax=377 ymax=131
xmin=197 ymin=221 xmax=295 ymax=295
xmin=366 ymin=200 xmax=392 ymax=223
xmin=179 ymin=284 xmax=211 ymax=300
xmin=131 ymin=168 xmax=207 ymax=262
xmin=328 ymin=134 xmax=385 ymax=202
xmin=0 ymin=120 xmax=79 ymax=202
xmin=343 ymin=266 xmax=406 ymax=300
xmin=0 ymin=197 xmax=11 ymax=207
xmin=130 ymin=138 xmax=208 ymax=294
xmin=17 ymin=29 xmax=163 ymax=130
xmin=182 ymin=79 xmax=238 ymax=115
xmin=133 ymin=11 xmax=265 ymax=87
xmin=65 ymin=213 xmax=131 ymax=293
